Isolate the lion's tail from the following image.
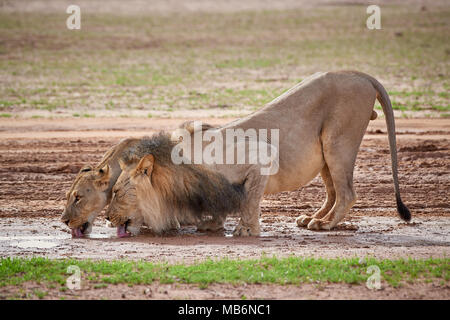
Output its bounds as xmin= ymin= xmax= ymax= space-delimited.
xmin=355 ymin=72 xmax=411 ymax=222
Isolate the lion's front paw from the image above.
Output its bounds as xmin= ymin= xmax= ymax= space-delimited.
xmin=233 ymin=224 xmax=260 ymax=237
xmin=307 ymin=218 xmax=333 ymax=231
xmin=296 ymin=215 xmax=313 ymax=227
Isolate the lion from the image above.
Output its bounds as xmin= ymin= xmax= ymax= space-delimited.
xmin=61 ymin=123 xmax=216 ymax=237
xmin=60 ymin=138 xmax=140 ymax=237
xmin=105 ymin=133 xmax=246 ymax=237
xmin=64 ymin=70 xmax=411 ymax=237
xmin=114 ymin=71 xmax=411 ymax=236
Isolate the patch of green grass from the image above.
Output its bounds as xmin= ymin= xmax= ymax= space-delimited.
xmin=0 ymin=100 xmax=15 ymax=108
xmin=431 ymin=105 xmax=450 ymax=112
xmin=40 ymin=104 xmax=57 ymax=111
xmin=33 ymin=289 xmax=47 ymax=299
xmin=30 ymin=98 xmax=48 ymax=106
xmin=0 ymin=257 xmax=448 ymax=289
xmin=388 ymin=90 xmax=434 ymax=97
xmin=182 ymin=87 xmax=285 ymax=109
xmin=0 ymin=113 xmax=12 ymax=118
xmin=110 ymin=68 xmax=182 ymax=87
xmin=410 ymin=103 xmax=423 ymax=111
xmin=82 ymin=113 xmax=95 ymax=118
xmin=0 ymin=5 xmax=448 ymax=118
xmin=392 ymin=101 xmax=408 ymax=111
xmin=215 ymin=57 xmax=280 ymax=69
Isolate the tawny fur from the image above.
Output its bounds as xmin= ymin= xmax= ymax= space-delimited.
xmin=61 ymin=138 xmax=140 ymax=232
xmin=171 ymin=71 xmax=410 ymax=234
xmin=105 ymin=133 xmax=246 ymax=234
xmin=61 ymin=123 xmax=213 ymax=233
xmin=63 ymin=71 xmax=410 ymax=236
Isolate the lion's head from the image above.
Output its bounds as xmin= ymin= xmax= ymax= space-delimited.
xmin=106 ymin=154 xmax=178 ymax=237
xmin=61 ymin=138 xmax=141 ymax=238
xmin=105 ymin=160 xmax=143 ymax=238
xmin=61 ymin=164 xmax=111 ymax=237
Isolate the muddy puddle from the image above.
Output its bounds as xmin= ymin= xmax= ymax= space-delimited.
xmin=0 ymin=216 xmax=448 ymax=262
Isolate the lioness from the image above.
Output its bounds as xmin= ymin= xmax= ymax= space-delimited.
xmin=106 ymin=71 xmax=410 ymax=236
xmin=63 ymin=70 xmax=411 ymax=236
xmin=61 ymin=138 xmax=140 ymax=237
xmin=186 ymin=71 xmax=410 ymax=234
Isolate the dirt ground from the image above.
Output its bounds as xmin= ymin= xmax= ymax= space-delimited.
xmin=0 ymin=117 xmax=449 ymax=299
xmin=1 ymin=280 xmax=448 ymax=300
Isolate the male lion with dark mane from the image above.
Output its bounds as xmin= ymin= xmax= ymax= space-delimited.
xmin=106 ymin=133 xmax=246 ymax=237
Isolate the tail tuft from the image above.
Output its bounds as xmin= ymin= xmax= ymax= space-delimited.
xmin=396 ymin=195 xmax=411 ymax=222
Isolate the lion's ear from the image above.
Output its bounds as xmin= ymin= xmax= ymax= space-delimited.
xmin=80 ymin=165 xmax=93 ymax=173
xmin=98 ymin=164 xmax=109 ymax=177
xmin=136 ymin=154 xmax=155 ymax=177
xmin=94 ymin=165 xmax=110 ymax=190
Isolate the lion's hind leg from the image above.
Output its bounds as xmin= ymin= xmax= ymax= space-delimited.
xmin=307 ymin=144 xmax=358 ymax=231
xmin=296 ymin=164 xmax=336 ymax=228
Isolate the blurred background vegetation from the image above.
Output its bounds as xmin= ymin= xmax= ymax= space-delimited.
xmin=0 ymin=0 xmax=448 ymax=119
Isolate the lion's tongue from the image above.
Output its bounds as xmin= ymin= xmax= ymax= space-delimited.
xmin=71 ymin=228 xmax=84 ymax=238
xmin=117 ymin=225 xmax=130 ymax=238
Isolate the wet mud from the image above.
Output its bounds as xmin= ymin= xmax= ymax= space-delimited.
xmin=0 ymin=118 xmax=449 ymax=262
